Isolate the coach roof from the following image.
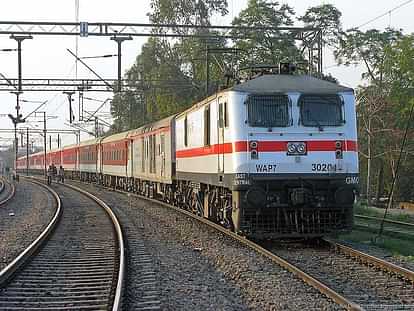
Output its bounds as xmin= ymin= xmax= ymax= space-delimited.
xmin=231 ymin=74 xmax=353 ymax=94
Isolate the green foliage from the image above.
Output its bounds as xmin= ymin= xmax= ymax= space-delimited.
xmin=299 ymin=4 xmax=342 ymax=46
xmin=231 ymin=0 xmax=302 ymax=67
xmin=339 ymin=229 xmax=414 ymax=257
xmin=335 ymin=28 xmax=402 ymax=83
xmin=111 ymin=0 xmax=230 ymax=131
xmin=354 ymin=204 xmax=414 ymax=223
xmin=149 ymin=0 xmax=228 ymax=26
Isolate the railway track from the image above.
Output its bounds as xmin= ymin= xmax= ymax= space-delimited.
xmin=85 ymin=181 xmax=414 ymax=311
xmin=263 ymin=239 xmax=414 ymax=310
xmin=355 ymin=214 xmax=414 ymax=239
xmin=0 ymin=177 xmax=15 ymax=206
xmin=0 ymin=180 xmax=125 ymax=310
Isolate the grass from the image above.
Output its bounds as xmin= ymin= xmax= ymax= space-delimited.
xmin=354 ymin=202 xmax=414 ymax=223
xmin=338 ymin=229 xmax=414 ymax=261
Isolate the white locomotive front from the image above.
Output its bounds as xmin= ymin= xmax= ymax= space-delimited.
xmin=175 ymin=74 xmax=358 ymax=238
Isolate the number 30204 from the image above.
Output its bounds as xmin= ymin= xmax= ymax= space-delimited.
xmin=312 ymin=163 xmax=337 ymax=172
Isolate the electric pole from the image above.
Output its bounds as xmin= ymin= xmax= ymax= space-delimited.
xmin=63 ymin=91 xmax=76 ymax=123
xmin=110 ymin=36 xmax=132 ymax=92
xmin=8 ymin=34 xmax=32 ymax=176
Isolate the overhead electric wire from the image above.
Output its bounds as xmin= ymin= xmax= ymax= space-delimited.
xmin=355 ymin=0 xmax=414 ymax=29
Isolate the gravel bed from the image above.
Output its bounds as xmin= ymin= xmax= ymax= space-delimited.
xmin=333 ymin=238 xmax=414 ymax=272
xmin=70 ymin=181 xmax=342 ymax=311
xmin=0 ymin=180 xmax=56 ymax=271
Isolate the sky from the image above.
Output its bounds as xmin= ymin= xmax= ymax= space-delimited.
xmin=0 ymin=0 xmax=413 ymax=148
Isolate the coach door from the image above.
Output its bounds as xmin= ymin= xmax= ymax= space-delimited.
xmin=217 ymin=98 xmax=226 ymax=182
xmin=160 ymin=134 xmax=165 ymax=178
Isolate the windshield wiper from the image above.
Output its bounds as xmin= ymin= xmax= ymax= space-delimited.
xmin=306 ymin=109 xmax=324 ymax=131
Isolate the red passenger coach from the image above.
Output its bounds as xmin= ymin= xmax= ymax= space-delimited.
xmin=47 ymin=150 xmax=62 ymax=166
xmin=62 ymin=144 xmax=79 ymax=177
xmin=78 ymin=139 xmax=100 ymax=181
xmin=100 ymin=131 xmax=130 ymax=186
xmin=102 ymin=140 xmax=128 ymax=167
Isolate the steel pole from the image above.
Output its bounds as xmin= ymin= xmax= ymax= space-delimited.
xmin=43 ymin=112 xmax=47 ymax=179
xmin=117 ymin=41 xmax=121 ymax=92
xmin=17 ymin=39 xmax=22 ymax=91
xmin=110 ymin=36 xmax=132 ymax=93
xmin=14 ymin=122 xmax=17 ymax=174
xmin=205 ymin=46 xmax=210 ymax=96
xmin=26 ymin=127 xmax=29 ymax=176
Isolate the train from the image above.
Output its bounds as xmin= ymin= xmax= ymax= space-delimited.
xmin=17 ymin=73 xmax=359 ymax=239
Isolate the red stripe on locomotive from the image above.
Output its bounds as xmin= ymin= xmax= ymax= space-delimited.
xmin=176 ymin=140 xmax=358 ymax=158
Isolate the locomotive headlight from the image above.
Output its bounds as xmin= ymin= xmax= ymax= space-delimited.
xmin=296 ymin=143 xmax=306 ymax=154
xmin=287 ymin=142 xmax=307 ymax=155
xmin=335 ymin=141 xmax=342 ymax=149
xmin=287 ymin=143 xmax=297 ymax=154
xmin=249 ymin=140 xmax=258 ymax=150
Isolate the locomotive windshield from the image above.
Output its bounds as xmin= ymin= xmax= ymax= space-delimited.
xmin=299 ymin=95 xmax=343 ymax=127
xmin=247 ymin=94 xmax=289 ymax=127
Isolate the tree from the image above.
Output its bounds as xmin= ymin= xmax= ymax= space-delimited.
xmin=111 ymin=0 xmax=229 ymax=131
xmin=298 ymin=4 xmax=342 ymax=46
xmin=231 ymin=0 xmax=302 ymax=68
xmin=110 ymin=37 xmax=197 ymax=131
xmin=335 ymin=28 xmax=402 ymax=84
xmin=334 ymin=27 xmax=405 ymax=204
xmin=382 ymin=35 xmax=414 ymax=202
xmin=149 ymin=0 xmax=228 ymax=27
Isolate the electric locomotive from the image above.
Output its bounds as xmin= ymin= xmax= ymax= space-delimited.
xmin=175 ymin=73 xmax=358 ymax=238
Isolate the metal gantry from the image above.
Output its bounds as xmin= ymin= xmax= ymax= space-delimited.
xmin=0 ymin=78 xmax=196 ymax=92
xmin=0 ymin=21 xmax=323 ymax=75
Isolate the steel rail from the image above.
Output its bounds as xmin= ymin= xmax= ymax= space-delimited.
xmin=88 ymin=183 xmax=361 ymax=311
xmin=0 ymin=177 xmax=16 ymax=206
xmin=355 ymin=214 xmax=414 ymax=227
xmin=58 ymin=183 xmax=125 ymax=311
xmin=324 ymin=239 xmax=414 ymax=283
xmin=0 ymin=179 xmax=62 ymax=285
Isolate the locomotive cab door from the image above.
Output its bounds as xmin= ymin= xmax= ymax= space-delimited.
xmin=217 ymin=98 xmax=226 ymax=183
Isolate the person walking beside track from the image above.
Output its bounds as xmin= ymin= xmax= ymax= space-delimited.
xmin=47 ymin=165 xmax=53 ymax=185
xmin=52 ymin=164 xmax=57 ymax=182
xmin=58 ymin=165 xmax=65 ymax=183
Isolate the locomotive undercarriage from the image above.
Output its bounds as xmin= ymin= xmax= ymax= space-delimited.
xmin=233 ymin=177 xmax=356 ymax=239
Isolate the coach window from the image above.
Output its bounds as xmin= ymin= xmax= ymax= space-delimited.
xmin=184 ymin=116 xmax=188 ymax=147
xmin=204 ymin=105 xmax=211 ymax=146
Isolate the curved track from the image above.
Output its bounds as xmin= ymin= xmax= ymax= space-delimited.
xmin=0 ymin=180 xmax=125 ymax=310
xmin=0 ymin=177 xmax=16 ymax=206
xmin=91 ymin=182 xmax=414 ymax=311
